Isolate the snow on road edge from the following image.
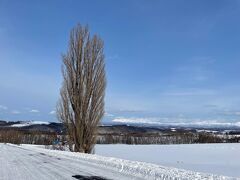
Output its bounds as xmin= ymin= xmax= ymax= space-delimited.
xmin=8 ymin=144 xmax=236 ymax=180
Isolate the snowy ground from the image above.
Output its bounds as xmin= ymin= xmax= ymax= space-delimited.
xmin=0 ymin=143 xmax=236 ymax=180
xmin=10 ymin=121 xmax=50 ymax=127
xmin=95 ymin=143 xmax=240 ymax=178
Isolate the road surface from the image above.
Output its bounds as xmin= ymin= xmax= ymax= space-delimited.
xmin=0 ymin=144 xmax=139 ymax=180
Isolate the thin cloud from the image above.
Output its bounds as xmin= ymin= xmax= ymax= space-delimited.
xmin=30 ymin=109 xmax=40 ymax=113
xmin=175 ymin=56 xmax=215 ymax=82
xmin=162 ymin=89 xmax=216 ymax=96
xmin=118 ymin=109 xmax=146 ymax=113
xmin=203 ymin=104 xmax=219 ymax=109
xmin=0 ymin=105 xmax=8 ymax=110
xmin=191 ymin=56 xmax=216 ymax=64
xmin=107 ymin=54 xmax=120 ymax=61
xmin=49 ymin=110 xmax=56 ymax=115
xmin=104 ymin=112 xmax=114 ymax=117
xmin=221 ymin=110 xmax=240 ymax=116
xmin=11 ymin=110 xmax=21 ymax=114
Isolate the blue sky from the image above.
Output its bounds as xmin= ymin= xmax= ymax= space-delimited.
xmin=0 ymin=0 xmax=240 ymax=125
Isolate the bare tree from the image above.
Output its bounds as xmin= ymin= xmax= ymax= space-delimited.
xmin=57 ymin=24 xmax=106 ymax=153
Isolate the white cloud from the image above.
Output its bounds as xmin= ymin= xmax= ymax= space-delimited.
xmin=30 ymin=109 xmax=40 ymax=113
xmin=162 ymin=89 xmax=216 ymax=96
xmin=11 ymin=110 xmax=21 ymax=114
xmin=0 ymin=105 xmax=8 ymax=110
xmin=104 ymin=112 xmax=114 ymax=117
xmin=221 ymin=110 xmax=240 ymax=116
xmin=118 ymin=109 xmax=145 ymax=113
xmin=49 ymin=110 xmax=56 ymax=115
xmin=112 ymin=117 xmax=240 ymax=127
xmin=112 ymin=117 xmax=158 ymax=124
xmin=107 ymin=54 xmax=120 ymax=61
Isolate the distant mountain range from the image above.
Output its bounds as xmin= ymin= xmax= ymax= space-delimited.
xmin=0 ymin=120 xmax=63 ymax=133
xmin=1 ymin=120 xmax=240 ymax=135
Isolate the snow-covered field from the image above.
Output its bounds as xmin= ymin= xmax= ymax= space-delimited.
xmin=10 ymin=121 xmax=50 ymax=127
xmin=96 ymin=143 xmax=240 ymax=178
xmin=0 ymin=143 xmax=238 ymax=180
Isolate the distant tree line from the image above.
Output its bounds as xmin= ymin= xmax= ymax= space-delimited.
xmin=0 ymin=130 xmax=58 ymax=145
xmin=1 ymin=129 xmax=239 ymax=145
xmin=96 ymin=132 xmax=240 ymax=144
xmin=97 ymin=132 xmax=197 ymax=144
